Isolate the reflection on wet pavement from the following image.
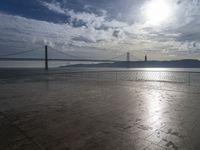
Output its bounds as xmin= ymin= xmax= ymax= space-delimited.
xmin=0 ymin=77 xmax=200 ymax=150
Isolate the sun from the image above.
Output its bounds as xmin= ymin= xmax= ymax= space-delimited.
xmin=143 ymin=0 xmax=171 ymax=26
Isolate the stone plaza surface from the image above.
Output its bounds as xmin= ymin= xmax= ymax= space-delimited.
xmin=0 ymin=73 xmax=200 ymax=150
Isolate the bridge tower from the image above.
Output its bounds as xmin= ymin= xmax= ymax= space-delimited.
xmin=126 ymin=52 xmax=130 ymax=62
xmin=145 ymin=55 xmax=147 ymax=62
xmin=45 ymin=45 xmax=48 ymax=70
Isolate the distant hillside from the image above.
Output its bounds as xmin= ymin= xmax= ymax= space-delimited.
xmin=63 ymin=59 xmax=200 ymax=68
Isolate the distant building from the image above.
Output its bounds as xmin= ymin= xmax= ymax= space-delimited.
xmin=145 ymin=55 xmax=147 ymax=62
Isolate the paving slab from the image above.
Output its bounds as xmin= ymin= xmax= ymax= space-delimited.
xmin=0 ymin=75 xmax=200 ymax=150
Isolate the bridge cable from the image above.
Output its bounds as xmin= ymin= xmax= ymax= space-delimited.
xmin=105 ymin=53 xmax=126 ymax=61
xmin=48 ymin=47 xmax=83 ymax=59
xmin=130 ymin=54 xmax=142 ymax=61
xmin=0 ymin=46 xmax=43 ymax=57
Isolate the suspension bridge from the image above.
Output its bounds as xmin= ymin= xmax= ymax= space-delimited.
xmin=0 ymin=45 xmax=142 ymax=70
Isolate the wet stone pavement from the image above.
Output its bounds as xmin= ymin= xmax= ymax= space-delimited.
xmin=0 ymin=76 xmax=200 ymax=150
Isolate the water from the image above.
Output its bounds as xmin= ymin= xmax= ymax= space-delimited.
xmin=1 ymin=61 xmax=200 ymax=72
xmin=64 ymin=67 xmax=200 ymax=73
xmin=60 ymin=67 xmax=200 ymax=86
xmin=0 ymin=61 xmax=200 ymax=86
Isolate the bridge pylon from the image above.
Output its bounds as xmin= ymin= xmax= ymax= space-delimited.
xmin=126 ymin=52 xmax=130 ymax=62
xmin=45 ymin=45 xmax=48 ymax=70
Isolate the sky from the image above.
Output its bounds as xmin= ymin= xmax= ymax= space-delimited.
xmin=0 ymin=0 xmax=200 ymax=60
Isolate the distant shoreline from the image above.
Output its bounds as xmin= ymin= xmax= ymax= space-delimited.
xmin=1 ymin=59 xmax=200 ymax=69
xmin=62 ymin=59 xmax=200 ymax=68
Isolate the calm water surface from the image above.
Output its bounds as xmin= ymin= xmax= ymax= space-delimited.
xmin=0 ymin=61 xmax=200 ymax=85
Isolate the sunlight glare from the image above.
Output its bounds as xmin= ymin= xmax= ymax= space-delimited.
xmin=143 ymin=0 xmax=172 ymax=26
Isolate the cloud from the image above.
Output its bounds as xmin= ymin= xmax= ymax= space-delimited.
xmin=40 ymin=1 xmax=66 ymax=14
xmin=0 ymin=12 xmax=127 ymax=57
xmin=1 ymin=0 xmax=200 ymax=60
xmin=41 ymin=1 xmax=128 ymax=29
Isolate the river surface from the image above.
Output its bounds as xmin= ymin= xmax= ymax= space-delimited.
xmin=1 ymin=61 xmax=200 ymax=72
xmin=0 ymin=62 xmax=200 ymax=86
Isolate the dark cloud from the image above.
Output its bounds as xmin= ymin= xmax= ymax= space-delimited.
xmin=113 ymin=30 xmax=121 ymax=38
xmin=72 ymin=36 xmax=96 ymax=43
xmin=177 ymin=0 xmax=183 ymax=5
xmin=193 ymin=42 xmax=196 ymax=47
xmin=112 ymin=30 xmax=125 ymax=40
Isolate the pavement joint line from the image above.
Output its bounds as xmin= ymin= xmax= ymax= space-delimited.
xmin=0 ymin=111 xmax=45 ymax=150
xmin=141 ymin=138 xmax=166 ymax=149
